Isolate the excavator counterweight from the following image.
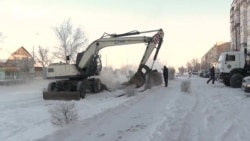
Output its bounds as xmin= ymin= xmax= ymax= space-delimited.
xmin=43 ymin=29 xmax=164 ymax=100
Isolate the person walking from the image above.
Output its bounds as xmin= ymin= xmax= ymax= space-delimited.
xmin=207 ymin=66 xmax=215 ymax=84
xmin=163 ymin=66 xmax=168 ymax=87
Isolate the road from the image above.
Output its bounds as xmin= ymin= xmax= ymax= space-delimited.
xmin=38 ymin=76 xmax=250 ymax=141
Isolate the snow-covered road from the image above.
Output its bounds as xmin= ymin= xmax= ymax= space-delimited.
xmin=1 ymin=76 xmax=250 ymax=141
xmin=39 ymin=76 xmax=250 ymax=141
xmin=40 ymin=80 xmax=184 ymax=141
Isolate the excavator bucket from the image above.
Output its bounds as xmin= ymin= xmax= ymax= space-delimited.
xmin=123 ymin=71 xmax=146 ymax=88
xmin=123 ymin=65 xmax=152 ymax=88
xmin=123 ymin=65 xmax=163 ymax=88
xmin=43 ymin=91 xmax=81 ymax=100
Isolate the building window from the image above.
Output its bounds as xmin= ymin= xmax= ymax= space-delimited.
xmin=48 ymin=68 xmax=54 ymax=72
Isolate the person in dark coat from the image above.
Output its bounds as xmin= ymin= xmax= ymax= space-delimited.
xmin=163 ymin=66 xmax=168 ymax=87
xmin=207 ymin=66 xmax=215 ymax=84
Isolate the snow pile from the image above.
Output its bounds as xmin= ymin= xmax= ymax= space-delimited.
xmin=123 ymin=85 xmax=136 ymax=97
xmin=98 ymin=67 xmax=133 ymax=91
xmin=180 ymin=79 xmax=191 ymax=93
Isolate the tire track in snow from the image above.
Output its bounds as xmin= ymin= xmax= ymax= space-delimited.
xmin=158 ymin=77 xmax=247 ymax=141
xmin=160 ymin=77 xmax=217 ymax=141
xmin=209 ymin=88 xmax=250 ymax=141
xmin=174 ymin=86 xmax=211 ymax=141
xmin=188 ymin=77 xmax=250 ymax=141
xmin=150 ymin=78 xmax=198 ymax=141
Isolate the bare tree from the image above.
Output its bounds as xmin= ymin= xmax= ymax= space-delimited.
xmin=53 ymin=18 xmax=88 ymax=63
xmin=186 ymin=58 xmax=201 ymax=71
xmin=36 ymin=45 xmax=51 ymax=67
xmin=190 ymin=58 xmax=201 ymax=70
xmin=178 ymin=66 xmax=186 ymax=75
xmin=186 ymin=62 xmax=192 ymax=72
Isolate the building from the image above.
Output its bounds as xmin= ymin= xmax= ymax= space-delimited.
xmin=201 ymin=42 xmax=231 ymax=70
xmin=230 ymin=0 xmax=249 ymax=50
xmin=199 ymin=0 xmax=246 ymax=70
xmin=0 ymin=47 xmax=35 ymax=82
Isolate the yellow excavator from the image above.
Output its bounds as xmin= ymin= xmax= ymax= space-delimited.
xmin=43 ymin=29 xmax=164 ymax=100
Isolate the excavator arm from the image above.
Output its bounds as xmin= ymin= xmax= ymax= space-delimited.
xmin=76 ymin=29 xmax=164 ymax=78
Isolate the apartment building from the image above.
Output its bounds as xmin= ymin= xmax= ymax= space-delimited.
xmin=201 ymin=42 xmax=231 ymax=70
xmin=230 ymin=0 xmax=249 ymax=50
xmin=200 ymin=0 xmax=248 ymax=71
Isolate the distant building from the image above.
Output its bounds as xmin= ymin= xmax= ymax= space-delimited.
xmin=0 ymin=47 xmax=35 ymax=82
xmin=201 ymin=42 xmax=231 ymax=70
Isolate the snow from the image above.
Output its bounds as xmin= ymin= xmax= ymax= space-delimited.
xmin=1 ymin=73 xmax=250 ymax=141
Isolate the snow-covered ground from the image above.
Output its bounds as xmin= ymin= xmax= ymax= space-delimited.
xmin=1 ymin=74 xmax=250 ymax=141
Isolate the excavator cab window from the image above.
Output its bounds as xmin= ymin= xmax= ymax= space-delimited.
xmin=95 ymin=55 xmax=102 ymax=75
xmin=48 ymin=68 xmax=54 ymax=72
xmin=76 ymin=52 xmax=85 ymax=66
xmin=66 ymin=55 xmax=70 ymax=61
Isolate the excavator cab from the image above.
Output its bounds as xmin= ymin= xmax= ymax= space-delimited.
xmin=43 ymin=29 xmax=164 ymax=100
xmin=76 ymin=52 xmax=102 ymax=76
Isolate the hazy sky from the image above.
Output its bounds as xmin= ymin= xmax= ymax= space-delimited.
xmin=0 ymin=0 xmax=231 ymax=68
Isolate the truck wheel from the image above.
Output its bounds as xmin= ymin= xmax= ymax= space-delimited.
xmin=230 ymin=73 xmax=243 ymax=88
xmin=223 ymin=78 xmax=230 ymax=86
xmin=92 ymin=79 xmax=102 ymax=93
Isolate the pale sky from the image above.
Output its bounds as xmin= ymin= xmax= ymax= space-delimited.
xmin=0 ymin=0 xmax=231 ymax=69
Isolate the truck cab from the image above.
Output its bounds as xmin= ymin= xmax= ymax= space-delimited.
xmin=217 ymin=50 xmax=249 ymax=88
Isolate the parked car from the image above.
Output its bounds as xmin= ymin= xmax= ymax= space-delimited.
xmin=242 ymin=76 xmax=250 ymax=93
xmin=192 ymin=70 xmax=199 ymax=75
xmin=199 ymin=70 xmax=209 ymax=78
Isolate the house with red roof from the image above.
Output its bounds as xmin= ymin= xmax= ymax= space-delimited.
xmin=0 ymin=47 xmax=35 ymax=83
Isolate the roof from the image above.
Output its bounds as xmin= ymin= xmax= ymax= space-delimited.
xmin=10 ymin=46 xmax=33 ymax=58
xmin=0 ymin=46 xmax=33 ymax=63
xmin=17 ymin=46 xmax=33 ymax=57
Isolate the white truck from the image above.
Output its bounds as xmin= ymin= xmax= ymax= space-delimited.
xmin=217 ymin=48 xmax=250 ymax=88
